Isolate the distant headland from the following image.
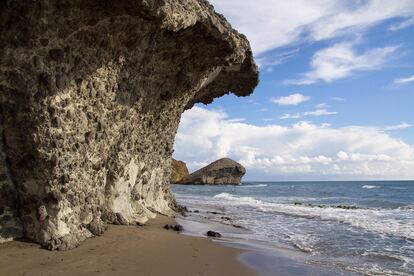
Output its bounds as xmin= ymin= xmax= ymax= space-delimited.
xmin=171 ymin=158 xmax=246 ymax=185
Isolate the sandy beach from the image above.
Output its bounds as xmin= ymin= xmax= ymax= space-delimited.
xmin=0 ymin=216 xmax=256 ymax=276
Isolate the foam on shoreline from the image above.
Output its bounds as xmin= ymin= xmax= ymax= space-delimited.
xmin=176 ymin=208 xmax=347 ymax=276
xmin=173 ymin=181 xmax=414 ymax=276
xmin=213 ymin=192 xmax=414 ymax=240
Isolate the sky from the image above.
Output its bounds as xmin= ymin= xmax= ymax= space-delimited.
xmin=173 ymin=0 xmax=414 ymax=181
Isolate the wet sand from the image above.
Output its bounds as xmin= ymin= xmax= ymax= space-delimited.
xmin=175 ymin=216 xmax=349 ymax=276
xmin=0 ymin=216 xmax=256 ymax=276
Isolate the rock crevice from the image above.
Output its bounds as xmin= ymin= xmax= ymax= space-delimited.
xmin=0 ymin=0 xmax=258 ymax=249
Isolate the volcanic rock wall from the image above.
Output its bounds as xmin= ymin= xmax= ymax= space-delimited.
xmin=0 ymin=0 xmax=258 ymax=249
xmin=0 ymin=121 xmax=23 ymax=243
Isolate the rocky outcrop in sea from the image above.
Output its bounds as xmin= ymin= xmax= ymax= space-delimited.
xmin=170 ymin=159 xmax=189 ymax=184
xmin=179 ymin=158 xmax=246 ymax=185
xmin=0 ymin=0 xmax=258 ymax=249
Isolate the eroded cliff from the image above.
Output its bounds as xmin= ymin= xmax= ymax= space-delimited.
xmin=170 ymin=159 xmax=189 ymax=184
xmin=0 ymin=0 xmax=258 ymax=249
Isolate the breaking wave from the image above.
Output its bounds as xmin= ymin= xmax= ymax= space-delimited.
xmin=240 ymin=184 xmax=268 ymax=188
xmin=213 ymin=193 xmax=414 ymax=240
xmin=362 ymin=185 xmax=380 ymax=189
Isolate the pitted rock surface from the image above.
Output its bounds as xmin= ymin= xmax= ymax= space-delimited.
xmin=0 ymin=0 xmax=258 ymax=249
xmin=179 ymin=158 xmax=246 ymax=185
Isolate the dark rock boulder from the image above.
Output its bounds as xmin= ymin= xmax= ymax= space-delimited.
xmin=206 ymin=230 xmax=222 ymax=238
xmin=170 ymin=159 xmax=189 ymax=183
xmin=0 ymin=0 xmax=258 ymax=249
xmin=179 ymin=158 xmax=246 ymax=185
xmin=164 ymin=224 xmax=184 ymax=232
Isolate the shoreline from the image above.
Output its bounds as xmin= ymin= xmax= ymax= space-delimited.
xmin=176 ymin=213 xmax=349 ymax=276
xmin=172 ymin=182 xmax=414 ymax=275
xmin=0 ymin=216 xmax=255 ymax=276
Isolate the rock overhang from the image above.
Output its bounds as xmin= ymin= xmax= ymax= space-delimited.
xmin=0 ymin=0 xmax=259 ymax=249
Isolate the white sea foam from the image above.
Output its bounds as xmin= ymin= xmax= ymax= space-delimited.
xmin=240 ymin=184 xmax=268 ymax=188
xmin=292 ymin=242 xmax=314 ymax=253
xmin=362 ymin=185 xmax=380 ymax=189
xmin=345 ymin=264 xmax=413 ymax=276
xmin=213 ymin=193 xmax=414 ymax=240
xmin=289 ymin=233 xmax=318 ymax=253
xmin=362 ymin=251 xmax=411 ymax=263
xmin=399 ymin=204 xmax=414 ymax=210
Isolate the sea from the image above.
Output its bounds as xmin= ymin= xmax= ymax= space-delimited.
xmin=172 ymin=181 xmax=414 ymax=276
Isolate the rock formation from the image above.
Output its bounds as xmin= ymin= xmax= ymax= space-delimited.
xmin=170 ymin=159 xmax=189 ymax=184
xmin=0 ymin=0 xmax=258 ymax=249
xmin=179 ymin=158 xmax=246 ymax=185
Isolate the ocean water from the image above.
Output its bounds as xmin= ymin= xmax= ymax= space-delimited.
xmin=172 ymin=181 xmax=414 ymax=275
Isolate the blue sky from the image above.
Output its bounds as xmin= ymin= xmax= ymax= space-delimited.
xmin=173 ymin=0 xmax=414 ymax=181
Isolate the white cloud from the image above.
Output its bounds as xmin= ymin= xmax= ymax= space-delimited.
xmin=308 ymin=1 xmax=414 ymax=41
xmin=330 ymin=97 xmax=345 ymax=101
xmin=337 ymin=151 xmax=349 ymax=160
xmin=226 ymin=118 xmax=246 ymax=123
xmin=270 ymin=93 xmax=310 ymax=106
xmin=256 ymin=49 xmax=299 ymax=71
xmin=284 ymin=42 xmax=398 ymax=84
xmin=280 ymin=109 xmax=338 ymax=120
xmin=315 ymin=103 xmax=328 ymax=109
xmin=394 ymin=74 xmax=414 ymax=84
xmin=389 ymin=17 xmax=414 ymax=31
xmin=209 ymin=0 xmax=336 ymax=54
xmin=384 ymin=123 xmax=413 ymax=131
xmin=209 ymin=0 xmax=414 ymax=55
xmin=174 ymin=107 xmax=414 ymax=180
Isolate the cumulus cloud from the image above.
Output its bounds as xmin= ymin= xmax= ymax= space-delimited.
xmin=280 ymin=109 xmax=338 ymax=120
xmin=284 ymin=42 xmax=398 ymax=85
xmin=209 ymin=0 xmax=414 ymax=55
xmin=270 ymin=93 xmax=310 ymax=106
xmin=173 ymin=107 xmax=414 ymax=180
xmin=394 ymin=74 xmax=414 ymax=85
